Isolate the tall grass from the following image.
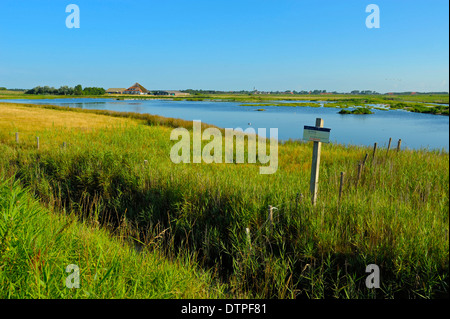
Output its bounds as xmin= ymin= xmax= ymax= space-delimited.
xmin=0 ymin=176 xmax=229 ymax=298
xmin=0 ymin=103 xmax=448 ymax=298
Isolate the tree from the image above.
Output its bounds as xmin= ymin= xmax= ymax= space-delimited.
xmin=83 ymin=87 xmax=105 ymax=95
xmin=74 ymin=84 xmax=83 ymax=95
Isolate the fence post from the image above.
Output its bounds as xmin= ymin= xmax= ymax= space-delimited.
xmin=387 ymin=137 xmax=392 ymax=152
xmin=15 ymin=132 xmax=19 ymax=144
xmin=362 ymin=153 xmax=369 ymax=167
xmin=372 ymin=143 xmax=377 ymax=159
xmin=245 ymin=227 xmax=251 ymax=250
xmin=339 ymin=172 xmax=345 ymax=201
xmin=36 ymin=136 xmax=40 ymax=150
xmin=397 ymin=139 xmax=402 ymax=152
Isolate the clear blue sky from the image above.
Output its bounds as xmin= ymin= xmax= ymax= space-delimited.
xmin=0 ymin=0 xmax=448 ymax=92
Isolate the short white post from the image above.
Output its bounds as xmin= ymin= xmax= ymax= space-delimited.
xmin=268 ymin=205 xmax=273 ymax=228
xmin=245 ymin=227 xmax=251 ymax=250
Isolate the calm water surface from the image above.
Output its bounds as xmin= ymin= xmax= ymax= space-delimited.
xmin=2 ymin=98 xmax=448 ymax=151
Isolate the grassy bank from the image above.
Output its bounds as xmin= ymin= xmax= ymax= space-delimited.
xmin=0 ymin=102 xmax=448 ymax=298
xmin=0 ymin=177 xmax=229 ymax=298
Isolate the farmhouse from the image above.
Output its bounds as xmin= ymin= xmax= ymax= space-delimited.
xmin=106 ymin=83 xmax=190 ymax=96
xmin=105 ymin=88 xmax=127 ymax=94
xmin=122 ymin=83 xmax=149 ymax=95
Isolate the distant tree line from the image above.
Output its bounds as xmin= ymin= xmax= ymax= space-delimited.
xmin=25 ymin=85 xmax=105 ymax=95
xmin=0 ymin=88 xmax=26 ymax=91
xmin=350 ymin=90 xmax=380 ymax=95
xmin=182 ymin=89 xmax=383 ymax=95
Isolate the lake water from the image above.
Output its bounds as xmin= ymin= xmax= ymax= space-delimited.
xmin=1 ymin=98 xmax=448 ymax=151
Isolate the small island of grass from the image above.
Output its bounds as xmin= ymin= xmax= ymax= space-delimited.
xmin=338 ymin=107 xmax=374 ymax=115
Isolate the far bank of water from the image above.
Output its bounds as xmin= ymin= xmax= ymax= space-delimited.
xmin=1 ymin=98 xmax=448 ymax=151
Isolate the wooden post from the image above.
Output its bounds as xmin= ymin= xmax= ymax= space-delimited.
xmin=36 ymin=136 xmax=40 ymax=150
xmin=15 ymin=132 xmax=19 ymax=143
xmin=372 ymin=143 xmax=377 ymax=159
xmin=245 ymin=227 xmax=251 ymax=250
xmin=339 ymin=172 xmax=345 ymax=201
xmin=362 ymin=153 xmax=369 ymax=167
xmin=144 ymin=160 xmax=148 ymax=166
xmin=310 ymin=118 xmax=324 ymax=206
xmin=356 ymin=162 xmax=362 ymax=188
xmin=387 ymin=137 xmax=392 ymax=152
xmin=397 ymin=139 xmax=402 ymax=152
xmin=268 ymin=205 xmax=273 ymax=228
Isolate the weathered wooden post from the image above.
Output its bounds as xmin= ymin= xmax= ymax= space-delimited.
xmin=362 ymin=153 xmax=369 ymax=167
xmin=310 ymin=119 xmax=323 ymax=206
xmin=397 ymin=139 xmax=402 ymax=152
xmin=268 ymin=205 xmax=273 ymax=229
xmin=15 ymin=132 xmax=19 ymax=143
xmin=303 ymin=118 xmax=331 ymax=206
xmin=245 ymin=227 xmax=251 ymax=250
xmin=387 ymin=137 xmax=392 ymax=152
xmin=372 ymin=142 xmax=377 ymax=159
xmin=144 ymin=160 xmax=148 ymax=166
xmin=36 ymin=136 xmax=40 ymax=150
xmin=339 ymin=172 xmax=345 ymax=201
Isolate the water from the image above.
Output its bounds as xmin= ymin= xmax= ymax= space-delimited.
xmin=1 ymin=98 xmax=448 ymax=151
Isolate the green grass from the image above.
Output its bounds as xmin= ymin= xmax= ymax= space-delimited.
xmin=0 ymin=176 xmax=230 ymax=298
xmin=0 ymin=102 xmax=448 ymax=299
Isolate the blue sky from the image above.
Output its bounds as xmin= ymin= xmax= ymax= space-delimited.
xmin=0 ymin=0 xmax=448 ymax=92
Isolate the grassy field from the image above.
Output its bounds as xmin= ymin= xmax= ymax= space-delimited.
xmin=0 ymin=102 xmax=448 ymax=299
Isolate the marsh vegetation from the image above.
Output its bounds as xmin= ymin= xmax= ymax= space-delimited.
xmin=0 ymin=102 xmax=448 ymax=298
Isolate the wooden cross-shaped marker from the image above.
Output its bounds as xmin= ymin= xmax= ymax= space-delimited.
xmin=303 ymin=118 xmax=331 ymax=206
xmin=309 ymin=118 xmax=324 ymax=206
